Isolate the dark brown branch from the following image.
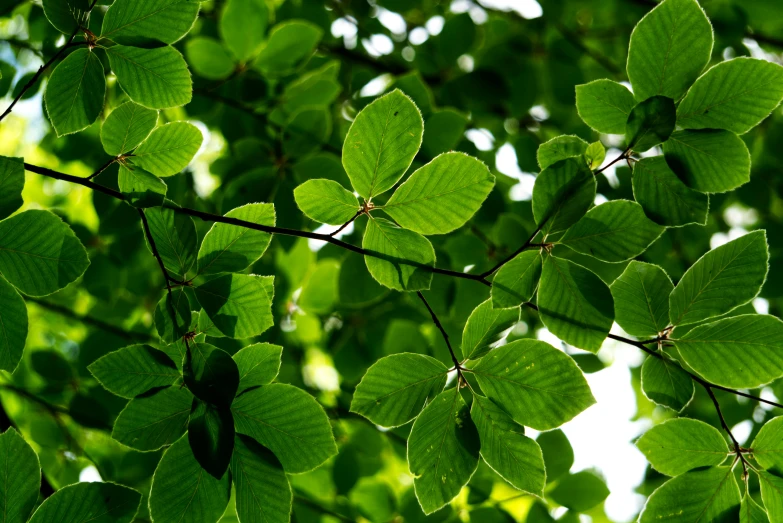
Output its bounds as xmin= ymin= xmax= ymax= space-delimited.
xmin=480 ymin=219 xmax=546 ymax=278
xmin=137 ymin=209 xmax=177 ymax=292
xmin=87 ymin=157 xmax=117 ymax=180
xmin=706 ymin=386 xmax=749 ymax=478
xmin=329 ymin=209 xmax=363 ymax=237
xmin=25 ymin=163 xmax=125 ymax=200
xmin=416 ymin=291 xmax=463 ymax=377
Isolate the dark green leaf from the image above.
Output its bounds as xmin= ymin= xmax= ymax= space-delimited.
xmin=0 ymin=156 xmax=24 ymax=221
xmin=183 ymin=342 xmax=239 ymax=407
xmin=88 ymin=344 xmax=179 ymax=398
xmin=118 ymin=165 xmax=167 ymax=208
xmin=537 ymin=429 xmax=573 ymax=482
xmin=112 ymin=385 xmax=193 ymax=451
xmin=143 ymin=205 xmax=197 ymax=280
xmin=532 ymin=158 xmax=596 ymax=237
xmin=195 ymin=274 xmax=275 ymax=339
xmin=632 ymin=156 xmax=709 ymax=227
xmin=188 ymin=399 xmax=234 ymax=478
xmin=231 ymin=434 xmax=292 ymax=523
xmin=29 ymin=482 xmax=141 ymax=523
xmin=0 ymin=276 xmax=26 ymax=373
xmin=154 ymin=288 xmax=191 ymax=343
xmin=0 ymin=428 xmax=39 ymax=523
xmin=641 ymin=355 xmax=694 ymax=412
xmin=549 ymin=471 xmax=609 ymax=511
xmin=626 ymin=96 xmax=676 ymax=152
xmin=491 ymin=251 xmax=543 ymax=309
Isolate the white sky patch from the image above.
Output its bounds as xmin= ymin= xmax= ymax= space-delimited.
xmin=308 ymin=222 xmax=356 ymax=251
xmin=457 ymin=54 xmax=474 ymax=72
xmin=465 ymin=128 xmax=494 ymax=151
xmin=754 ymin=297 xmax=770 ymax=315
xmin=724 ymin=204 xmax=759 ymax=228
xmin=496 ymin=143 xmax=537 ymax=201
xmin=79 ymin=466 xmax=102 ymax=483
xmin=360 ymin=74 xmax=393 ymax=97
xmin=425 ymin=16 xmax=444 ymax=35
xmin=529 ymin=105 xmax=549 ymax=121
xmin=710 ymin=227 xmax=749 ymax=249
xmin=363 ymin=34 xmax=394 ymax=56
xmin=409 ymin=27 xmax=428 ymax=45
xmin=594 ymin=193 xmax=609 ymax=206
xmin=376 ymin=8 xmax=407 ymax=35
xmin=731 ymin=420 xmax=753 ymax=445
xmin=596 ymin=147 xmax=623 ymax=185
xmin=478 ymin=0 xmax=543 ymax=19
xmin=469 ymin=6 xmax=488 ymax=24
xmin=331 ymin=18 xmax=357 ymax=39
xmin=450 ymin=0 xmax=471 ymax=13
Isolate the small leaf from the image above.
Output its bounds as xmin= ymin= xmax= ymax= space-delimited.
xmin=42 ymin=0 xmax=90 ymax=34
xmin=407 ymin=387 xmax=480 ymax=515
xmin=133 ymin=122 xmax=203 ymax=177
xmin=106 ymin=45 xmax=192 ymax=109
xmin=537 ymin=135 xmax=588 ymax=170
xmin=532 ymin=158 xmax=596 ymax=237
xmin=195 ymin=274 xmax=275 ymax=339
xmin=0 ymin=276 xmax=26 ymax=373
xmin=491 ymin=250 xmax=543 ymax=309
xmin=88 ymin=344 xmax=179 ymax=399
xmin=585 ymin=141 xmax=605 ymax=170
xmin=639 ymin=467 xmax=740 ymax=522
xmin=101 ymin=0 xmax=200 ymax=47
xmin=641 ymin=355 xmax=694 ymax=412
xmin=461 ymin=299 xmax=519 ymax=360
xmin=29 ymin=482 xmax=141 ymax=523
xmin=112 ymin=385 xmax=192 ymax=451
xmin=118 ymin=165 xmax=167 ymax=208
xmin=254 ymin=20 xmax=323 ymax=76
xmin=636 ymin=418 xmax=728 ymax=476
xmin=231 ymin=435 xmax=292 ymax=523
xmin=626 ymin=96 xmax=676 ymax=152
xmin=185 ymin=37 xmax=235 ymax=81
xmin=677 ymin=57 xmax=783 ymax=134
xmin=100 ymin=101 xmax=157 ymax=156
xmin=549 ymin=471 xmax=609 ymax=512
xmin=0 ymin=156 xmax=24 ymax=221
xmin=232 ymin=383 xmax=337 ymax=473
xmin=0 ymin=428 xmax=39 ymax=523
xmin=293 ymin=179 xmax=359 ymax=226
xmin=751 ymin=416 xmax=783 ymax=473
xmin=184 ymin=342 xmax=240 ymax=408
xmin=470 ymin=339 xmax=596 ymax=430
xmin=143 ymin=205 xmax=198 ymax=279
xmin=632 ymin=156 xmax=708 ymax=227
xmin=662 ymin=129 xmax=750 ymax=193
xmin=383 ymin=152 xmax=495 ymax=235
xmin=350 ymin=353 xmax=448 ymax=428
xmin=188 ymin=399 xmax=234 ymax=478
xmin=537 ymin=429 xmax=573 ymax=482
xmin=575 ymin=80 xmax=636 ymax=134
xmin=362 ymin=217 xmax=435 ymax=291
xmin=44 ymin=48 xmax=105 ymax=136
xmin=669 ymin=230 xmax=768 ymax=327
xmin=233 ymin=343 xmax=282 ymax=393
xmin=343 ymin=89 xmax=423 ymax=199
xmin=154 ymin=288 xmax=191 ymax=343
xmin=219 ymin=0 xmax=268 ymax=62
xmin=538 ymin=255 xmax=614 ymax=353
xmin=610 ymin=261 xmax=673 ymax=337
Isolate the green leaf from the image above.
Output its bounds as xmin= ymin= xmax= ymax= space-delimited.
xmin=106 ymin=45 xmax=192 ymax=109
xmin=532 ymin=158 xmax=596 ymax=237
xmin=350 ymin=353 xmax=448 ymax=428
xmin=585 ymin=141 xmax=606 ymax=170
xmin=100 ymin=101 xmax=158 ymax=156
xmin=537 ymin=429 xmax=573 ymax=482
xmin=470 ymin=339 xmax=595 ymax=430
xmin=575 ymin=80 xmax=636 ymax=134
xmin=491 ymin=251 xmax=543 ymax=309
xmin=408 ymin=387 xmax=480 ymax=515
xmin=362 ymin=217 xmax=435 ymax=291
xmin=101 ymin=0 xmax=199 ymax=47
xmin=626 ymin=96 xmax=676 ymax=152
xmin=112 ymin=385 xmax=192 ymax=451
xmin=133 ymin=122 xmax=203 ymax=177
xmin=254 ymin=20 xmax=323 ymax=76
xmin=470 ymin=394 xmax=545 ymax=496
xmin=294 ymin=179 xmax=359 ymax=226
xmin=149 ymin=435 xmax=230 ymax=523
xmin=677 ymin=58 xmax=783 ymax=134
xmin=560 ymin=200 xmax=665 ymax=263
xmin=639 ymin=467 xmax=740 ymax=522
xmin=461 ymin=299 xmax=519 ymax=360
xmin=636 ymin=418 xmax=728 ymax=476
xmin=298 ymin=259 xmax=339 ymax=314
xmin=383 ymin=152 xmax=495 ymax=235
xmin=188 ymin=399 xmax=234 ymax=478
xmin=741 ymin=492 xmax=769 ymax=523
xmin=751 ymin=416 xmax=783 ymax=473
xmin=0 ymin=210 xmax=89 ymax=297
xmin=0 ymin=276 xmax=26 ymax=373
xmin=343 ymin=89 xmax=423 ymax=199
xmin=422 ymin=109 xmax=469 ymax=158
xmin=538 ymin=255 xmax=614 ymax=353
xmin=233 ymin=342 xmax=282 ymax=393
xmin=0 ymin=156 xmax=24 ymax=221
xmin=42 ymin=0 xmax=90 ymax=34
xmin=669 ymin=230 xmax=768 ymax=326
xmin=674 ymin=314 xmax=783 ymax=389
xmin=195 ymin=274 xmax=274 ymax=338
xmin=641 ymin=355 xmax=694 ymax=412
xmin=232 ymin=383 xmax=337 ymax=473
xmin=0 ymin=429 xmax=39 ymax=523
xmin=197 ymin=203 xmax=275 ymax=275
xmin=88 ymin=344 xmax=179 ymax=399
xmin=536 ymin=135 xmax=588 ymax=170
xmin=219 ymin=0 xmax=268 ymax=63
xmin=626 ymin=0 xmax=713 ymax=102
xmin=118 ymin=165 xmax=167 ymax=208
xmin=183 ymin=342 xmax=240 ymax=408
xmin=185 ymin=37 xmax=235 ymax=81
xmin=610 ymin=261 xmax=673 ymax=337
xmin=549 ymin=471 xmax=609 ymax=512
xmin=29 ymin=482 xmax=141 ymax=523
xmin=758 ymin=472 xmax=783 ymax=523
xmin=44 ymin=48 xmax=105 ymax=136
xmin=632 ymin=156 xmax=709 ymax=227
xmin=144 ymin=205 xmax=197 ymax=279
xmin=662 ymin=129 xmax=751 ymax=193
xmin=231 ymin=434 xmax=292 ymax=523
xmin=154 ymin=287 xmax=191 ymax=342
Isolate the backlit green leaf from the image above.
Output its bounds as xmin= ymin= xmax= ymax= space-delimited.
xmin=491 ymin=250 xmax=543 ymax=309
xmin=751 ymin=416 xmax=783 ymax=473
xmin=42 ymin=0 xmax=90 ymax=34
xmin=549 ymin=471 xmax=609 ymax=512
xmin=197 ymin=203 xmax=275 ymax=275
xmin=537 ymin=430 xmax=573 ymax=482
xmin=154 ymin=287 xmax=191 ymax=342
xmin=641 ymin=355 xmax=694 ymax=412
xmin=144 ymin=205 xmax=197 ymax=279
xmin=254 ymin=20 xmax=323 ymax=76
xmin=575 ymin=80 xmax=636 ymax=134
xmin=185 ymin=37 xmax=235 ymax=81
xmin=88 ymin=344 xmax=179 ymax=398
xmin=106 ymin=45 xmax=192 ymax=109
xmin=294 ymin=179 xmax=359 ymax=226
xmin=626 ymin=96 xmax=676 ymax=152
xmin=118 ymin=165 xmax=167 ymax=208
xmin=610 ymin=261 xmax=672 ymax=337
xmin=133 ymin=122 xmax=203 ymax=177
xmin=220 ymin=0 xmax=268 ymax=62
xmin=636 ymin=418 xmax=728 ymax=476
xmin=112 ymin=385 xmax=192 ymax=451
xmin=0 ymin=429 xmax=39 ymax=523
xmin=741 ymin=492 xmax=769 ymax=523
xmin=632 ymin=156 xmax=708 ymax=227
xmin=639 ymin=467 xmax=740 ymax=522
xmin=44 ymin=48 xmax=105 ymax=136
xmin=532 ymin=158 xmax=596 ymax=237
xmin=0 ymin=156 xmax=24 ymax=221
xmin=101 ymin=0 xmax=199 ymax=47
xmin=0 ymin=276 xmax=26 ymax=373
xmin=195 ymin=274 xmax=275 ymax=339
xmin=100 ymin=101 xmax=158 ymax=156
xmin=29 ymin=482 xmax=141 ymax=523
xmin=362 ymin=217 xmax=435 ymax=291
xmin=536 ymin=135 xmax=588 ymax=170
xmin=233 ymin=342 xmax=282 ymax=393
xmin=183 ymin=342 xmax=239 ymax=408
xmin=188 ymin=399 xmax=234 ymax=478
xmin=757 ymin=472 xmax=783 ymax=523
xmin=461 ymin=299 xmax=519 ymax=360
xmin=231 ymin=434 xmax=292 ymax=523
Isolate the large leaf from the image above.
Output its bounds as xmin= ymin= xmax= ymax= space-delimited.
xmin=100 ymin=101 xmax=158 ymax=156
xmin=0 ymin=210 xmax=89 ymax=297
xmin=188 ymin=399 xmax=234 ymax=478
xmin=342 ymin=89 xmax=423 ymax=199
xmin=195 ymin=274 xmax=274 ymax=339
xmin=407 ymin=387 xmax=480 ymax=515
xmin=133 ymin=122 xmax=203 ymax=177
xmin=758 ymin=472 xmax=783 ymax=523
xmin=641 ymin=355 xmax=694 ymax=412
xmin=626 ymin=0 xmax=713 ymax=102
xmin=231 ymin=435 xmax=292 ymax=523
xmin=632 ymin=156 xmax=709 ymax=227
xmin=751 ymin=416 xmax=783 ymax=473
xmin=669 ymin=230 xmax=768 ymax=326
xmin=88 ymin=344 xmax=179 ymax=399
xmin=461 ymin=299 xmax=519 ymax=360
xmin=470 ymin=394 xmax=545 ymax=496
xmin=0 ymin=276 xmax=27 ymax=373
xmin=219 ymin=0 xmax=268 ymax=62
xmin=532 ymin=158 xmax=596 ymax=237
xmin=575 ymin=79 xmax=636 ymax=134
xmin=362 ymin=217 xmax=435 ymax=291
xmin=537 ymin=255 xmax=614 ymax=352
xmin=560 ymin=200 xmax=665 ymax=263
xmin=383 ymin=152 xmax=495 ymax=235
xmin=0 ymin=156 xmax=24 ymax=221
xmin=676 ymin=58 xmax=783 ymax=134
xmin=183 ymin=342 xmax=240 ymax=408
xmin=674 ymin=314 xmax=783 ymax=389
xmin=254 ymin=20 xmax=323 ymax=76
xmin=470 ymin=339 xmax=595 ymax=430
xmin=101 ymin=0 xmax=199 ymax=46
xmin=294 ymin=179 xmax=359 ymax=226
xmin=549 ymin=471 xmax=610 ymax=512
xmin=118 ymin=165 xmax=167 ymax=208
xmin=112 ymin=385 xmax=193 ymax=451
xmin=233 ymin=342 xmax=282 ymax=394
xmin=491 ymin=250 xmax=543 ymax=309
xmin=197 ymin=204 xmax=275 ymax=275
xmin=636 ymin=418 xmax=728 ymax=476
xmin=44 ymin=48 xmax=105 ymax=136
xmin=106 ymin=45 xmax=192 ymax=109
xmin=232 ymin=383 xmax=337 ymax=473
xmin=662 ymin=129 xmax=751 ymax=193
xmin=29 ymin=482 xmax=141 ymax=523
xmin=625 ymin=96 xmax=676 ymax=152
xmin=536 ymin=135 xmax=588 ymax=170
xmin=149 ymin=435 xmax=231 ymax=523
xmin=0 ymin=429 xmax=39 ymax=523
xmin=639 ymin=467 xmax=740 ymax=522
xmin=350 ymin=353 xmax=449 ymax=428
xmin=143 ymin=205 xmax=197 ymax=280
xmin=610 ymin=261 xmax=672 ymax=337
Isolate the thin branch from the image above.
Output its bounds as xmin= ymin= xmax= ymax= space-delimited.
xmin=480 ymin=219 xmax=546 ymax=278
xmin=416 ymin=291 xmax=463 ymax=376
xmin=706 ymin=386 xmax=750 ymax=478
xmin=329 ymin=209 xmax=363 ymax=237
xmin=87 ymin=157 xmax=117 ymax=180
xmin=25 ymin=163 xmax=125 ymax=199
xmin=137 ymin=209 xmax=177 ymax=292
xmin=595 ymin=149 xmax=630 ymax=174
